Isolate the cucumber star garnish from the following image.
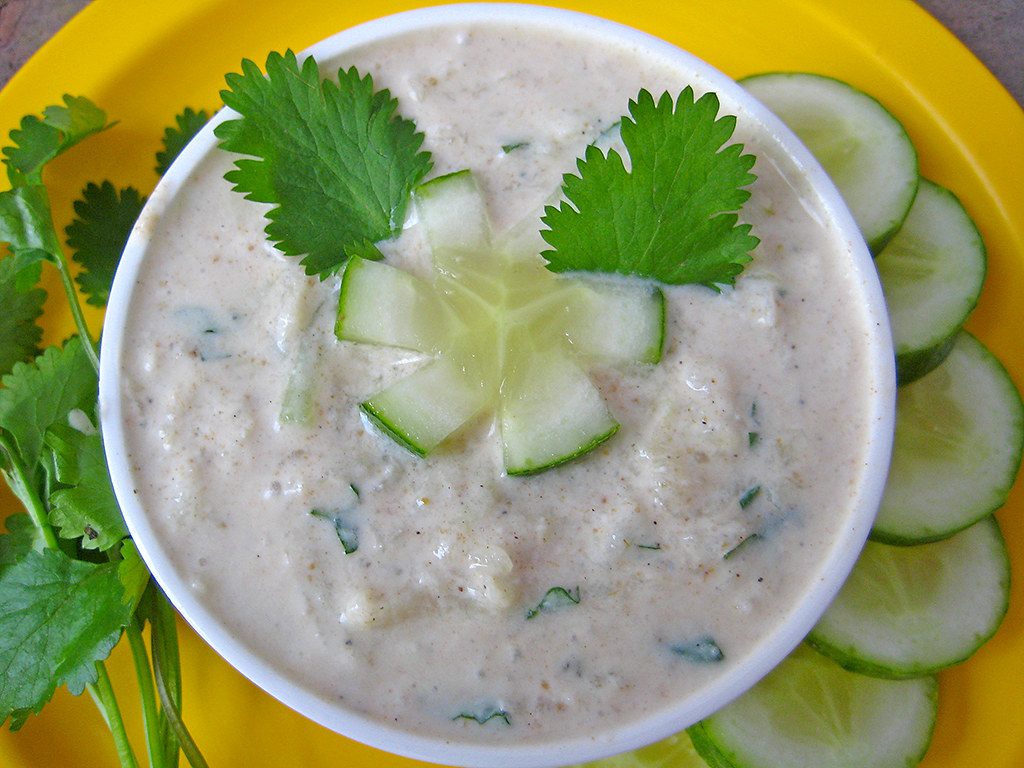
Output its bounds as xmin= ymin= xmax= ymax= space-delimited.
xmin=336 ymin=171 xmax=664 ymax=475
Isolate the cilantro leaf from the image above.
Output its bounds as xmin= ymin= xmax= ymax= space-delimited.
xmin=45 ymin=423 xmax=127 ymax=551
xmin=156 ymin=107 xmax=210 ymax=176
xmin=65 ymin=181 xmax=146 ymax=307
xmin=0 ymin=547 xmax=132 ymax=729
xmin=343 ymin=238 xmax=385 ymax=262
xmin=117 ymin=539 xmax=150 ymax=613
xmin=3 ymin=95 xmax=110 ymax=186
xmin=541 ymin=88 xmax=758 ymax=290
xmin=215 ymin=51 xmax=432 ymax=277
xmin=0 ymin=338 xmax=98 ymax=488
xmin=0 ymin=256 xmax=46 ymax=377
xmin=0 ymin=185 xmax=64 ymax=264
xmin=0 ymin=514 xmax=37 ymax=568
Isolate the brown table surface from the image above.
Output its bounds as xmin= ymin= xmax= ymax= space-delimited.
xmin=2 ymin=0 xmax=1023 ymax=105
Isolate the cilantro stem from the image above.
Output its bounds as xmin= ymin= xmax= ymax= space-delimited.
xmin=89 ymin=662 xmax=141 ymax=768
xmin=153 ymin=603 xmax=208 ymax=768
xmin=0 ymin=430 xmax=59 ymax=550
xmin=153 ymin=589 xmax=183 ymax=768
xmin=1 ymin=433 xmax=141 ymax=768
xmin=52 ymin=246 xmax=100 ymax=373
xmin=126 ymin=620 xmax=166 ymax=768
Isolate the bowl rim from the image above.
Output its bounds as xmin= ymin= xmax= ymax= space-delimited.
xmin=99 ymin=4 xmax=896 ymax=766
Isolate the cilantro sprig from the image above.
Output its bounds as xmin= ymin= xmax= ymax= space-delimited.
xmin=541 ymin=87 xmax=759 ymax=289
xmin=1 ymin=98 xmax=209 ymax=768
xmin=216 ymin=51 xmax=432 ymax=277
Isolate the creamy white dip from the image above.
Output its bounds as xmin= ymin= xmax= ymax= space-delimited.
xmin=117 ymin=22 xmax=875 ymax=747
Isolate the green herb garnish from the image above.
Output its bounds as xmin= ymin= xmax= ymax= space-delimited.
xmin=3 ymin=95 xmax=110 ymax=185
xmin=0 ymin=543 xmax=145 ymax=728
xmin=525 ymin=585 xmax=581 ymax=619
xmin=156 ymin=107 xmax=210 ymax=176
xmin=216 ymin=52 xmax=432 ymax=278
xmin=541 ymin=87 xmax=758 ymax=289
xmin=45 ymin=422 xmax=128 ymax=551
xmin=1 ymin=97 xmax=207 ymax=766
xmin=0 ymin=255 xmax=44 ymax=376
xmin=66 ymin=181 xmax=146 ymax=307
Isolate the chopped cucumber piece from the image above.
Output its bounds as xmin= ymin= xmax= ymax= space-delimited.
xmin=501 ymin=350 xmax=619 ymax=475
xmin=360 ymin=358 xmax=488 ymax=457
xmin=742 ymin=73 xmax=918 ymax=253
xmin=810 ymin=516 xmax=1009 ymax=678
xmin=336 ymin=256 xmax=453 ymax=353
xmin=414 ymin=169 xmax=491 ymax=271
xmin=875 ymin=178 xmax=986 ymax=384
xmin=688 ymin=645 xmax=938 ymax=768
xmin=873 ymin=332 xmax=1024 ymax=544
xmin=279 ymin=344 xmax=319 ymax=426
xmin=561 ymin=279 xmax=665 ymax=365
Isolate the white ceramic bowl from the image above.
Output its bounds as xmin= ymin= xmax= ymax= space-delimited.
xmin=100 ymin=4 xmax=895 ymax=767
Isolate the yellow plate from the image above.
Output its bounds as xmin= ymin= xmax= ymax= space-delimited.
xmin=1 ymin=0 xmax=1021 ymax=765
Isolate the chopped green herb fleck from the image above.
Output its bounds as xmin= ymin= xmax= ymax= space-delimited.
xmin=501 ymin=142 xmax=529 ymax=153
xmin=724 ymin=532 xmax=762 ymax=560
xmin=670 ymin=635 xmax=724 ymax=663
xmin=525 ymin=585 xmax=581 ymax=619
xmin=637 ymin=542 xmax=662 ymax=550
xmin=748 ymin=431 xmax=760 ymax=448
xmin=310 ymin=509 xmax=358 ymax=555
xmin=453 ymin=706 xmax=511 ymax=726
xmin=739 ymin=485 xmax=762 ymax=509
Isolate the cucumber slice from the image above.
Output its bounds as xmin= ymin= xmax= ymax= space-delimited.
xmin=688 ymin=645 xmax=938 ymax=768
xmin=414 ymin=169 xmax=493 ymax=276
xmin=809 ymin=516 xmax=1009 ymax=678
xmin=360 ymin=358 xmax=488 ymax=457
xmin=560 ymin=279 xmax=665 ymax=365
xmin=570 ymin=732 xmax=706 ymax=768
xmin=741 ymin=73 xmax=918 ymax=253
xmin=501 ymin=350 xmax=619 ymax=476
xmin=336 ymin=256 xmax=453 ymax=353
xmin=872 ymin=332 xmax=1024 ymax=544
xmin=875 ymin=179 xmax=986 ymax=384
